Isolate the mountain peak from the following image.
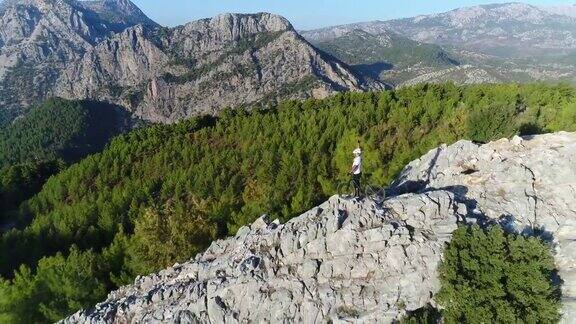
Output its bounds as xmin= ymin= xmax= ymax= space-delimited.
xmin=179 ymin=12 xmax=295 ymax=43
xmin=207 ymin=12 xmax=294 ymax=33
xmin=79 ymin=0 xmax=158 ymax=27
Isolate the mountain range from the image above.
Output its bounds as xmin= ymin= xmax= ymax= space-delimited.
xmin=0 ymin=0 xmax=379 ymax=125
xmin=2 ymin=1 xmax=576 ymax=124
xmin=302 ymin=2 xmax=576 ymax=86
xmin=304 ymin=3 xmax=576 ymax=57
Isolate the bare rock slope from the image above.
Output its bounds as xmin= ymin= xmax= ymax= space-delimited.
xmin=63 ymin=132 xmax=576 ymax=323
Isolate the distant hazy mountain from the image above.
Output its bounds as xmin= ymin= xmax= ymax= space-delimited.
xmin=305 ymin=3 xmax=576 ymax=58
xmin=0 ymin=0 xmax=380 ymax=124
xmin=381 ymin=3 xmax=576 ymax=58
xmin=311 ymin=29 xmax=460 ymax=85
xmin=541 ymin=4 xmax=576 ymax=19
xmin=302 ymin=2 xmax=576 ymax=86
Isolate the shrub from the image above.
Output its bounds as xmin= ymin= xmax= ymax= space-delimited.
xmin=400 ymin=304 xmax=441 ymax=324
xmin=437 ymin=225 xmax=561 ymax=323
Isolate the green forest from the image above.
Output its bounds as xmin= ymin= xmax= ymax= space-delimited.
xmin=1 ymin=83 xmax=575 ymax=322
xmin=0 ymin=98 xmax=131 ymax=168
xmin=0 ymin=98 xmax=133 ymax=229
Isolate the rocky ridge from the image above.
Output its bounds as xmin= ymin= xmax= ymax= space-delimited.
xmin=64 ymin=132 xmax=576 ymax=323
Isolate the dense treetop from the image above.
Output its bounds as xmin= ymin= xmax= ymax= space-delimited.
xmin=0 ymin=83 xmax=575 ymax=322
xmin=0 ymin=98 xmax=131 ymax=169
xmin=0 ymin=99 xmax=132 ymax=238
xmin=438 ymin=225 xmax=560 ymax=323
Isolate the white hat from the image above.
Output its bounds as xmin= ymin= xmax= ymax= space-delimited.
xmin=353 ymin=148 xmax=362 ymax=155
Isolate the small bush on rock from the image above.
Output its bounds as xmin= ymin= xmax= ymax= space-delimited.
xmin=437 ymin=225 xmax=560 ymax=323
xmin=400 ymin=304 xmax=441 ymax=324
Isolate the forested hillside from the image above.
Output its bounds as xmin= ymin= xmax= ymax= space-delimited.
xmin=0 ymin=161 xmax=64 ymax=228
xmin=312 ymin=29 xmax=460 ymax=82
xmin=0 ymin=98 xmax=133 ymax=237
xmin=0 ymin=98 xmax=132 ymax=168
xmin=1 ymin=83 xmax=576 ymax=322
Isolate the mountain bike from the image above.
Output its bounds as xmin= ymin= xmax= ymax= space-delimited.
xmin=337 ymin=179 xmax=386 ymax=204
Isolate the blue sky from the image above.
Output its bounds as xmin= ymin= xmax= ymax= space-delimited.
xmin=132 ymin=0 xmax=576 ymax=30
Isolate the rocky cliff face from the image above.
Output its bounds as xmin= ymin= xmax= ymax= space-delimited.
xmin=63 ymin=132 xmax=576 ymax=323
xmin=54 ymin=13 xmax=381 ymax=123
xmin=0 ymin=0 xmax=156 ymax=119
xmin=0 ymin=0 xmax=380 ymax=124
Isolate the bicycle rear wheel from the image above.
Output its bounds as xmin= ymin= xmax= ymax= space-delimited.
xmin=337 ymin=180 xmax=355 ymax=199
xmin=365 ymin=185 xmax=386 ymax=204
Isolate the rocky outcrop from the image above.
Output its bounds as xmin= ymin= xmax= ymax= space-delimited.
xmin=63 ymin=132 xmax=576 ymax=323
xmin=64 ymin=194 xmax=461 ymax=323
xmin=391 ymin=132 xmax=576 ymax=322
xmin=0 ymin=0 xmax=381 ymax=124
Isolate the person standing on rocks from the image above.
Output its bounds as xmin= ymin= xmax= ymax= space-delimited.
xmin=351 ymin=142 xmax=362 ymax=198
